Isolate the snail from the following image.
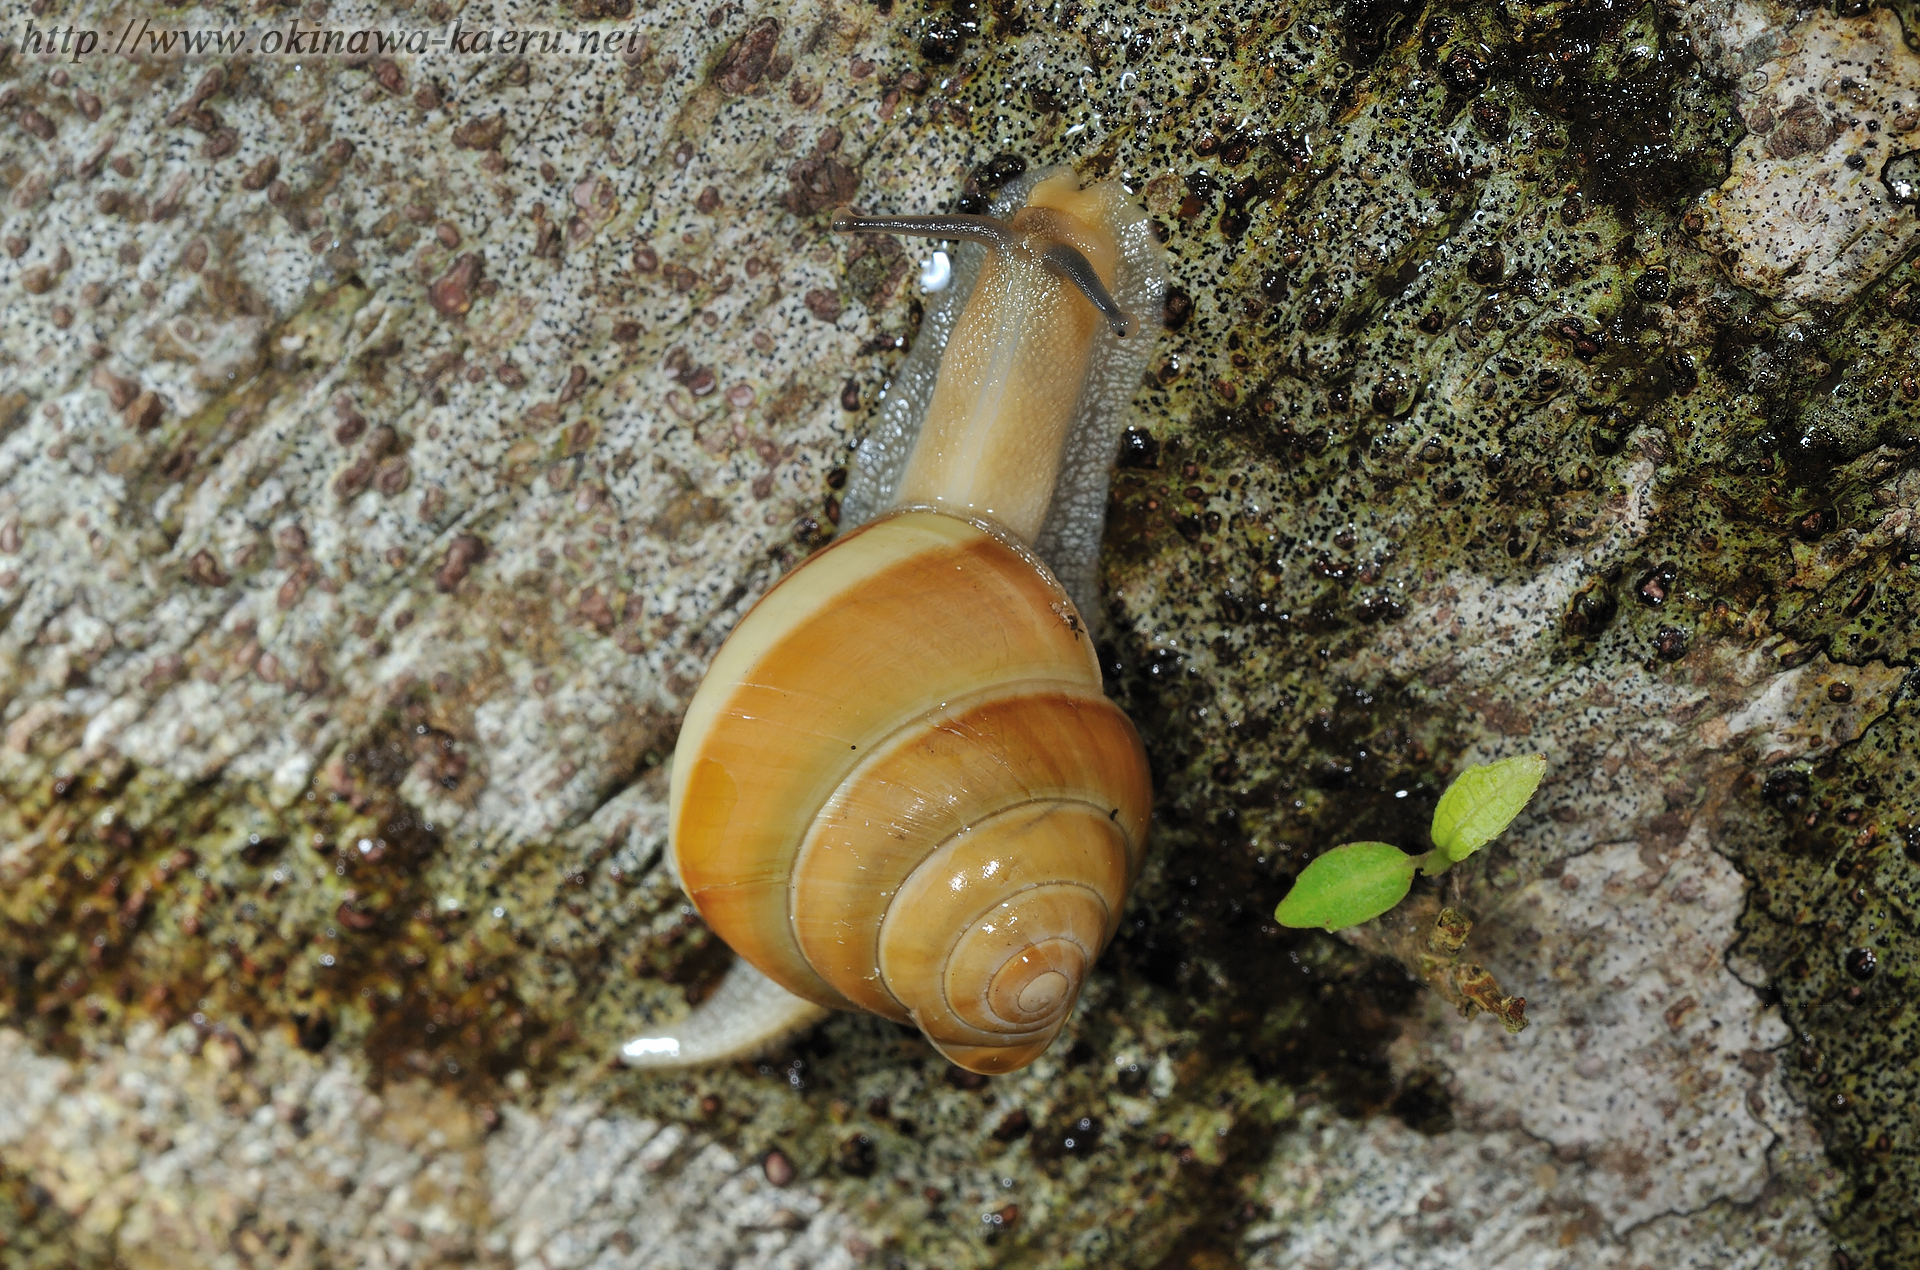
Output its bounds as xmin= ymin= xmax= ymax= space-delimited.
xmin=621 ymin=168 xmax=1167 ymax=1075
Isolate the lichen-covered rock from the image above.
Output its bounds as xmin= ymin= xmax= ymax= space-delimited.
xmin=1 ymin=0 xmax=1915 ymax=1266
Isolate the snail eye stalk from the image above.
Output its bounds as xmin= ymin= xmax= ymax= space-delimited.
xmin=831 ymin=211 xmax=1134 ymax=337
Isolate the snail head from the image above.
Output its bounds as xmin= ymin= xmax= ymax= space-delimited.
xmin=832 ymin=208 xmax=1136 ymax=339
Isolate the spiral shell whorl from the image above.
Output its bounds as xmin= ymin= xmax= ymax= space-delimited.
xmin=874 ymin=801 xmax=1130 ymax=1073
xmin=670 ymin=510 xmax=1150 ymax=1073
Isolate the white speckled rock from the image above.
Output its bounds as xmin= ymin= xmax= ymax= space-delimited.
xmin=1699 ymin=6 xmax=1920 ymax=306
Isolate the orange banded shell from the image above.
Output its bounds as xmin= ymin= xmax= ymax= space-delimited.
xmin=670 ymin=509 xmax=1152 ymax=1074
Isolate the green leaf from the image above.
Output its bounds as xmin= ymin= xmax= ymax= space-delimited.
xmin=1429 ymin=754 xmax=1547 ymax=862
xmin=1274 ymin=842 xmax=1418 ymax=931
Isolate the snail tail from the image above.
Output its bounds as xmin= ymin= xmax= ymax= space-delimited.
xmin=619 ymin=959 xmax=833 ymax=1069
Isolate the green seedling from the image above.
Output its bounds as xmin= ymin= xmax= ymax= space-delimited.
xmin=1275 ymin=754 xmax=1547 ymax=932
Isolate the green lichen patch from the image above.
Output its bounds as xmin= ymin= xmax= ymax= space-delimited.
xmin=0 ymin=706 xmax=698 ymax=1103
xmin=1723 ymin=675 xmax=1920 ymax=1266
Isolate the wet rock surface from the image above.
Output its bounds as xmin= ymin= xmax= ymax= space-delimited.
xmin=0 ymin=0 xmax=1915 ymax=1266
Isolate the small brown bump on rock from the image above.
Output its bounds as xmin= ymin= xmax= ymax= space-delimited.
xmin=240 ymin=155 xmax=279 ymax=191
xmin=362 ymin=425 xmax=399 ymax=460
xmin=276 ymin=561 xmax=316 ymax=609
xmin=557 ymin=363 xmax=589 ymax=404
xmin=695 ymin=185 xmax=720 ymax=213
xmin=205 ymin=128 xmax=240 ymax=160
xmin=762 ymin=1148 xmax=796 ymax=1187
xmin=124 ymin=390 xmax=165 ymax=431
xmin=804 ymin=289 xmax=842 ymax=322
xmin=92 ymin=366 xmax=140 ymax=410
xmin=187 ymin=549 xmax=232 ymax=588
xmin=496 ymin=362 xmax=526 ymax=388
xmin=19 ymin=109 xmax=55 ymax=141
xmin=944 ymin=1064 xmax=989 ymax=1091
xmin=1763 ymin=99 xmax=1838 ymax=161
xmin=991 ymin=1109 xmax=1032 ymax=1141
xmin=75 ymin=90 xmax=101 ymax=121
xmin=713 ymin=18 xmax=781 ymax=95
xmin=429 ymin=253 xmax=485 ymax=319
xmin=451 ymin=114 xmax=508 ymax=150
xmin=633 ymin=243 xmax=659 ymax=271
xmin=434 ymin=534 xmax=487 ymax=592
xmin=1654 ymin=625 xmax=1689 ymax=661
xmin=784 ymin=145 xmax=859 ymax=215
xmin=326 ymin=139 xmax=355 ymax=164
xmin=374 ymin=456 xmax=412 ymax=496
xmin=110 ymin=154 xmax=136 ymax=178
xmin=189 ymin=66 xmax=226 ymax=107
xmin=373 ymin=59 xmax=407 ymax=95
xmin=1828 ymin=681 xmax=1854 ymax=704
xmin=266 ymin=180 xmax=289 ymax=206
xmin=577 ymin=587 xmax=616 ymax=634
xmin=50 ymin=305 xmax=72 ymax=329
xmin=435 ymin=222 xmax=462 ymax=249
xmin=333 ymin=457 xmax=375 ymax=500
xmin=4 ymin=237 xmax=26 ymax=259
xmin=183 ymin=240 xmax=209 ymax=272
xmin=21 ymin=266 xmax=54 ymax=295
xmin=0 ymin=521 xmax=20 ymax=553
xmin=611 ymin=320 xmax=641 ymax=342
xmin=414 ymin=83 xmax=442 ymax=111
xmin=333 ymin=410 xmax=366 ymax=445
xmin=1162 ymin=287 xmax=1194 ymax=330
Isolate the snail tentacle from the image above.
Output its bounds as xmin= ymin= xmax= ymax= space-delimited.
xmin=620 ymin=958 xmax=832 ymax=1069
xmin=830 ymin=211 xmax=1020 ymax=254
xmin=1036 ymin=242 xmax=1134 ymax=337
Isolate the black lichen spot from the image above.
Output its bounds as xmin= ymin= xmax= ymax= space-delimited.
xmin=1884 ymin=150 xmax=1919 ymax=206
xmin=1341 ymin=0 xmax=1421 ymax=66
xmin=1465 ymin=246 xmax=1504 ymax=286
xmin=1760 ymin=767 xmax=1810 ymax=813
xmin=1566 ymin=583 xmax=1617 ymax=637
xmin=956 ymin=152 xmax=1027 ymax=215
xmin=835 ymin=1131 xmax=877 ymax=1177
xmin=1636 ymin=562 xmax=1677 ymax=606
xmin=1162 ymin=286 xmax=1194 ymax=330
xmin=919 ymin=1 xmax=978 ymax=65
xmin=1389 ymin=1067 xmax=1455 ymax=1135
xmin=295 ymin=1011 xmax=333 ymax=1052
xmin=1795 ymin=507 xmax=1836 ymax=542
xmin=1118 ymin=426 xmax=1160 ymax=469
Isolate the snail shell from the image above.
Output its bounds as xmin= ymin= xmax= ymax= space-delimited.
xmin=623 ymin=168 xmax=1166 ymax=1075
xmin=669 ymin=510 xmax=1150 ymax=1073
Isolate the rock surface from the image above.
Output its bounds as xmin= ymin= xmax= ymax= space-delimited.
xmin=2 ymin=0 xmax=1916 ymax=1266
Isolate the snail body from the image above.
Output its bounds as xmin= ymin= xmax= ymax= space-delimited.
xmin=623 ymin=170 xmax=1166 ymax=1075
